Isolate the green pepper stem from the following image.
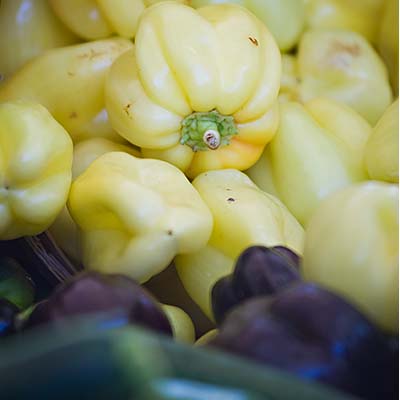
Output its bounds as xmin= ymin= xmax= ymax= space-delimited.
xmin=180 ymin=110 xmax=238 ymax=152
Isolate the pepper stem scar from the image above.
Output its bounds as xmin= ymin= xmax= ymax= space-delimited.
xmin=180 ymin=110 xmax=238 ymax=152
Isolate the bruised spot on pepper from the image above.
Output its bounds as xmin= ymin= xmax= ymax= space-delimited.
xmin=124 ymin=103 xmax=132 ymax=118
xmin=248 ymin=37 xmax=259 ymax=46
xmin=69 ymin=111 xmax=78 ymax=119
xmin=67 ymin=71 xmax=75 ymax=77
xmin=227 ymin=197 xmax=235 ymax=203
xmin=328 ymin=41 xmax=361 ymax=69
xmin=167 ymin=230 xmax=173 ymax=236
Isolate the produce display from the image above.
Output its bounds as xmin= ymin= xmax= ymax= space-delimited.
xmin=0 ymin=0 xmax=398 ymax=399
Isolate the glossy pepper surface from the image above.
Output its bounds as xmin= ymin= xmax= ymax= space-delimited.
xmin=105 ymin=2 xmax=281 ymax=179
xmin=175 ymin=169 xmax=304 ymax=319
xmin=49 ymin=138 xmax=140 ymax=262
xmin=0 ymin=0 xmax=79 ymax=81
xmin=364 ymin=100 xmax=399 ymax=183
xmin=0 ymin=101 xmax=72 ymax=240
xmin=68 ymin=152 xmax=213 ymax=283
xmin=49 ymin=0 xmax=187 ymax=40
xmin=248 ymin=99 xmax=371 ymax=226
xmin=296 ymin=29 xmax=393 ymax=125
xmin=0 ymin=38 xmax=133 ymax=143
xmin=190 ymin=0 xmax=306 ymax=52
xmin=302 ymin=181 xmax=399 ymax=333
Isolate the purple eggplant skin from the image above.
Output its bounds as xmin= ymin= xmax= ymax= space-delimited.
xmin=209 ymin=283 xmax=397 ymax=400
xmin=0 ymin=298 xmax=19 ymax=337
xmin=212 ymin=246 xmax=301 ymax=325
xmin=24 ymin=272 xmax=172 ymax=336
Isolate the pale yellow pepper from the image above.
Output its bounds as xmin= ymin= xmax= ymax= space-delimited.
xmin=49 ymin=138 xmax=140 ymax=262
xmin=258 ymin=99 xmax=371 ymax=226
xmin=68 ymin=152 xmax=213 ymax=283
xmin=0 ymin=38 xmax=133 ymax=143
xmin=195 ymin=329 xmax=218 ymax=346
xmin=190 ymin=0 xmax=305 ymax=52
xmin=162 ymin=304 xmax=195 ymax=344
xmin=175 ymin=169 xmax=304 ymax=319
xmin=49 ymin=0 xmax=187 ymax=40
xmin=105 ymin=2 xmax=281 ymax=179
xmin=378 ymin=0 xmax=399 ymax=95
xmin=305 ymin=0 xmax=384 ymax=44
xmin=297 ymin=29 xmax=393 ymax=125
xmin=302 ymin=181 xmax=399 ymax=333
xmin=364 ymin=100 xmax=399 ymax=183
xmin=0 ymin=0 xmax=79 ymax=81
xmin=0 ymin=101 xmax=72 ymax=239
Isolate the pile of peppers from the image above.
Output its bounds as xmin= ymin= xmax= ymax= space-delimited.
xmin=0 ymin=0 xmax=398 ymax=398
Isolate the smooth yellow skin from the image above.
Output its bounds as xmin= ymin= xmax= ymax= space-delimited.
xmin=0 ymin=0 xmax=79 ymax=81
xmin=50 ymin=0 xmax=187 ymax=40
xmin=244 ymin=146 xmax=279 ymax=197
xmin=190 ymin=0 xmax=305 ymax=52
xmin=365 ymin=100 xmax=399 ymax=183
xmin=175 ymin=169 xmax=304 ymax=319
xmin=105 ymin=2 xmax=281 ymax=179
xmin=68 ymin=152 xmax=213 ymax=283
xmin=49 ymin=138 xmax=140 ymax=262
xmin=297 ymin=30 xmax=393 ymax=125
xmin=162 ymin=304 xmax=195 ymax=343
xmin=378 ymin=0 xmax=399 ymax=95
xmin=0 ymin=101 xmax=72 ymax=239
xmin=267 ymin=99 xmax=371 ymax=226
xmin=0 ymin=38 xmax=132 ymax=143
xmin=302 ymin=181 xmax=399 ymax=333
xmin=305 ymin=0 xmax=384 ymax=44
xmin=49 ymin=0 xmax=113 ymax=40
xmin=195 ymin=329 xmax=218 ymax=346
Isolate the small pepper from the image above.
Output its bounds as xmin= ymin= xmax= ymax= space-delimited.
xmin=0 ymin=101 xmax=72 ymax=239
xmin=0 ymin=38 xmax=133 ymax=143
xmin=68 ymin=152 xmax=213 ymax=283
xmin=175 ymin=169 xmax=304 ymax=319
xmin=105 ymin=2 xmax=281 ymax=178
xmin=302 ymin=181 xmax=399 ymax=333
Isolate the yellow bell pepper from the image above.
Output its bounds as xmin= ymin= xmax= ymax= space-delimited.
xmin=0 ymin=101 xmax=72 ymax=239
xmin=305 ymin=0 xmax=384 ymax=44
xmin=105 ymin=2 xmax=281 ymax=179
xmin=68 ymin=152 xmax=213 ymax=283
xmin=297 ymin=29 xmax=393 ymax=125
xmin=189 ymin=0 xmax=305 ymax=52
xmin=49 ymin=0 xmax=187 ymax=40
xmin=302 ymin=181 xmax=399 ymax=333
xmin=0 ymin=0 xmax=79 ymax=81
xmin=364 ymin=100 xmax=399 ymax=183
xmin=175 ymin=169 xmax=304 ymax=319
xmin=195 ymin=329 xmax=218 ymax=346
xmin=162 ymin=304 xmax=195 ymax=343
xmin=258 ymin=99 xmax=371 ymax=226
xmin=49 ymin=138 xmax=140 ymax=262
xmin=378 ymin=0 xmax=399 ymax=96
xmin=0 ymin=38 xmax=133 ymax=143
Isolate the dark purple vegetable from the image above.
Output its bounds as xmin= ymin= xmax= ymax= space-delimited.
xmin=209 ymin=282 xmax=397 ymax=400
xmin=212 ymin=246 xmax=301 ymax=324
xmin=25 ymin=271 xmax=172 ymax=336
xmin=0 ymin=298 xmax=19 ymax=337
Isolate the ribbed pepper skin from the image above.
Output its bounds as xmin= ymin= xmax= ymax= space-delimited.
xmin=105 ymin=2 xmax=281 ymax=179
xmin=0 ymin=101 xmax=72 ymax=240
xmin=302 ymin=181 xmax=399 ymax=333
xmin=175 ymin=169 xmax=304 ymax=319
xmin=68 ymin=152 xmax=213 ymax=283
